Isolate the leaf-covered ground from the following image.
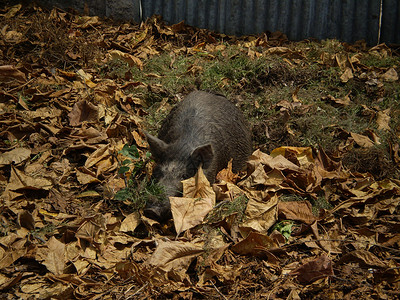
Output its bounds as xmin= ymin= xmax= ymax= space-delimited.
xmin=1 ymin=3 xmax=400 ymax=299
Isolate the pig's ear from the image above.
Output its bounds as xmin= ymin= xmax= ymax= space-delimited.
xmin=144 ymin=131 xmax=168 ymax=160
xmin=191 ymin=144 xmax=214 ymax=169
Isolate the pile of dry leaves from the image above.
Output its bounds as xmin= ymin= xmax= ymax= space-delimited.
xmin=0 ymin=3 xmax=399 ymax=299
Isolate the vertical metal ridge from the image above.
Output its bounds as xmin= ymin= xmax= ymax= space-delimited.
xmin=382 ymin=0 xmax=400 ymax=44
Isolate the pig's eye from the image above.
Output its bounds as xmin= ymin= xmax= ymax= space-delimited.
xmin=186 ymin=164 xmax=197 ymax=178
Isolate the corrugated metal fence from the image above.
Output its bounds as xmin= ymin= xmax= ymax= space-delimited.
xmin=33 ymin=0 xmax=400 ymax=45
xmin=140 ymin=0 xmax=399 ymax=45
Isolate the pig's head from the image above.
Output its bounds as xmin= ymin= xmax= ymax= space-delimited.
xmin=145 ymin=132 xmax=214 ymax=196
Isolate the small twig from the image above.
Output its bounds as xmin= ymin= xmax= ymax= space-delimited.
xmin=210 ymin=280 xmax=228 ymax=300
xmin=126 ymin=282 xmax=149 ymax=299
xmin=7 ymin=78 xmax=35 ymax=93
xmin=377 ymin=0 xmax=383 ymax=44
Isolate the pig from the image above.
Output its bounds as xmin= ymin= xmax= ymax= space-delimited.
xmin=144 ymin=91 xmax=252 ymax=221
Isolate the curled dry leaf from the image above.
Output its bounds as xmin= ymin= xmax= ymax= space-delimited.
xmin=270 ymin=146 xmax=314 ymax=168
xmin=231 ymin=231 xmax=278 ymax=256
xmin=214 ymin=180 xmax=247 ymax=202
xmin=216 ymin=159 xmax=240 ymax=183
xmin=290 ymin=254 xmax=334 ymax=285
xmin=107 ymin=50 xmax=143 ymax=70
xmin=84 ymin=145 xmax=116 ymax=176
xmin=278 ymin=200 xmax=316 ymax=224
xmin=337 ymin=250 xmax=387 ymax=268
xmin=322 ymin=94 xmax=352 ymax=107
xmin=0 ymin=65 xmax=26 ymax=82
xmin=76 ymin=169 xmax=100 ymax=185
xmin=68 ymin=100 xmax=99 ymax=126
xmin=239 ymin=163 xmax=285 ymax=190
xmin=264 ymin=47 xmax=292 ymax=55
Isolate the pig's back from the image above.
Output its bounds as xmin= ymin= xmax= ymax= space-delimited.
xmin=158 ymin=91 xmax=252 ymax=173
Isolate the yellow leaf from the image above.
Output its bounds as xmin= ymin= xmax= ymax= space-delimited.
xmin=270 ymin=146 xmax=314 ymax=168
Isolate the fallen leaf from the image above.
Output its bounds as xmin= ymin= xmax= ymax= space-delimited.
xmin=340 ymin=67 xmax=354 ymax=83
xmin=170 ymin=197 xmax=214 ymax=235
xmin=290 ymin=254 xmax=334 ymax=284
xmin=0 ymin=65 xmax=26 ymax=82
xmin=74 ymin=15 xmax=100 ymax=28
xmin=240 ymin=163 xmax=285 ymax=190
xmin=337 ymin=250 xmax=387 ymax=268
xmin=36 ymin=237 xmax=66 ymax=275
xmin=350 ymin=132 xmax=374 ymax=148
xmin=76 ymin=169 xmax=100 ymax=184
xmin=231 ymin=231 xmax=278 ymax=256
xmin=270 ymin=147 xmax=314 ymax=169
xmin=147 ymin=240 xmax=204 ymax=281
xmin=182 ymin=166 xmax=216 ymax=200
xmin=240 ymin=195 xmax=279 ymax=234
xmin=18 ymin=210 xmax=35 ymax=230
xmin=68 ymin=100 xmax=99 ymax=126
xmin=0 ymin=148 xmax=31 ymax=166
xmin=4 ymin=31 xmax=24 ymax=44
xmin=120 ymin=212 xmax=141 ymax=232
xmin=265 ymin=47 xmax=292 ymax=55
xmin=216 ymin=159 xmax=241 ymax=183
xmin=107 ymin=50 xmax=143 ymax=70
xmin=4 ymin=4 xmax=22 ymax=18
xmin=376 ymin=109 xmax=391 ymax=131
xmin=7 ymin=165 xmax=52 ymax=191
xmin=76 ymin=69 xmax=96 ymax=88
xmin=322 ymin=94 xmax=351 ymax=107
xmin=381 ymin=68 xmax=398 ymax=82
xmin=292 ymin=87 xmax=302 ymax=103
xmin=278 ymin=200 xmax=316 ymax=224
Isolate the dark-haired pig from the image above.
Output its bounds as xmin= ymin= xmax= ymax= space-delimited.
xmin=144 ymin=91 xmax=252 ymax=221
